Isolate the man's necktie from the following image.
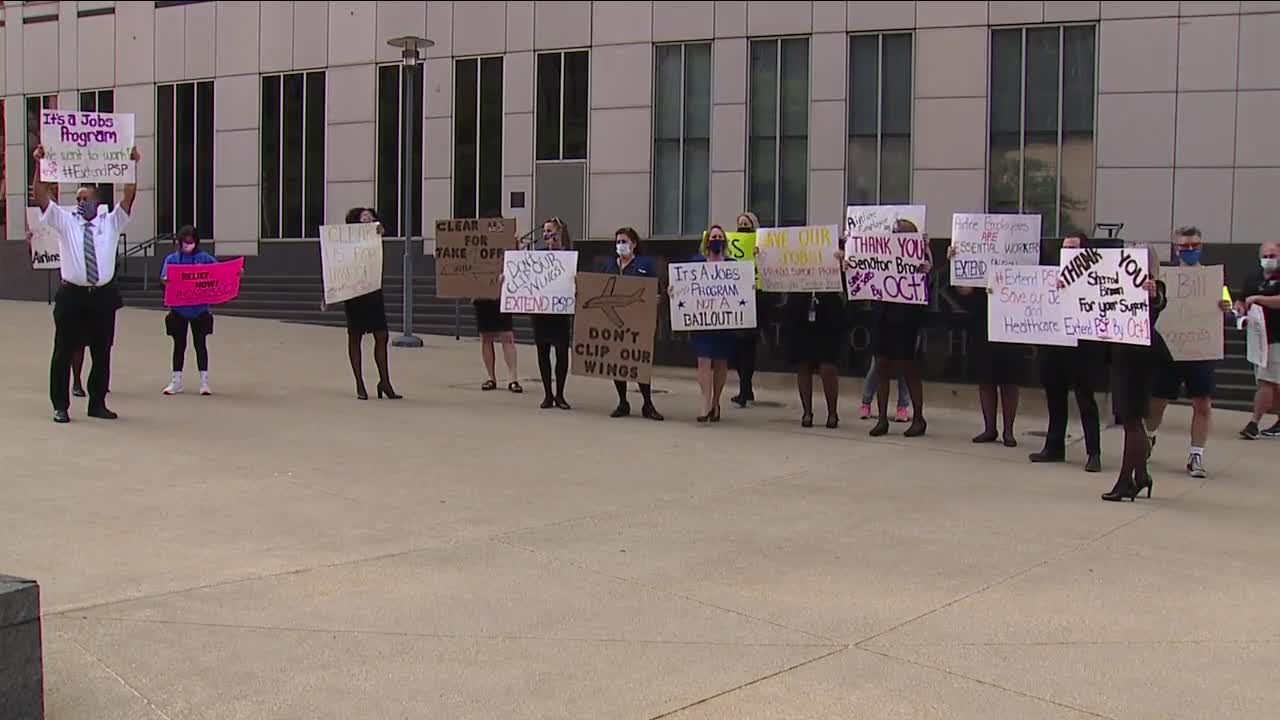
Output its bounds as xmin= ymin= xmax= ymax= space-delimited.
xmin=83 ymin=220 xmax=98 ymax=286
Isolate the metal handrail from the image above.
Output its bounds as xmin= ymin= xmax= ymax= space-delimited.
xmin=119 ymin=233 xmax=174 ymax=290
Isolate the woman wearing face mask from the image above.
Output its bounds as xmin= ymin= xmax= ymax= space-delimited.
xmin=687 ymin=225 xmax=738 ymax=422
xmin=527 ymin=218 xmax=573 ymax=409
xmin=730 ymin=211 xmax=762 ymax=407
xmin=340 ymin=207 xmax=400 ymax=400
xmin=603 ymin=227 xmax=664 ymax=420
xmin=160 ymin=226 xmax=219 ymax=396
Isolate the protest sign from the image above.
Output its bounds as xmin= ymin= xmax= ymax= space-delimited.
xmin=26 ymin=207 xmax=60 ymax=270
xmin=40 ymin=110 xmax=135 ymax=183
xmin=1155 ymin=265 xmax=1225 ymax=361
xmin=572 ymin=273 xmax=658 ymax=383
xmin=668 ymin=261 xmax=757 ymax=331
xmin=843 ymin=232 xmax=930 ymax=305
xmin=756 ymin=224 xmax=842 ymax=292
xmin=1058 ymin=248 xmax=1153 ymax=346
xmin=164 ymin=257 xmax=244 ymax=307
xmin=987 ymin=265 xmax=1076 ymax=346
xmin=320 ymin=223 xmax=382 ymax=304
xmin=500 ymin=250 xmax=578 ymax=314
xmin=434 ymin=218 xmax=517 ymax=299
xmin=1247 ymin=304 xmax=1269 ymax=368
xmin=950 ymin=213 xmax=1041 ymax=287
xmin=845 ymin=204 xmax=927 ymax=236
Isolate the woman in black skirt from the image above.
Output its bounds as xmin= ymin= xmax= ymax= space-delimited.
xmin=948 ymin=245 xmax=1021 ymax=446
xmin=787 ymin=290 xmax=845 ymax=428
xmin=1102 ymin=267 xmax=1167 ymax=502
xmin=342 ymin=207 xmax=399 ymax=400
xmin=527 ymin=218 xmax=573 ymax=408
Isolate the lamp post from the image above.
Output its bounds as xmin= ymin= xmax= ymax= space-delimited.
xmin=387 ymin=35 xmax=434 ymax=348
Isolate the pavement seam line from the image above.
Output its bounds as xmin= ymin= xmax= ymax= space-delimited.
xmin=63 ymin=634 xmax=180 ymax=720
xmin=645 ymin=646 xmax=852 ymax=720
xmin=857 ymin=646 xmax=1116 ymax=720
xmin=494 ymin=535 xmax=843 ymax=646
xmin=72 ymin=615 xmax=843 ymax=649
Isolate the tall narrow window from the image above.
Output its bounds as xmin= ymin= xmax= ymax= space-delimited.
xmin=0 ymin=101 xmax=6 ymax=236
xmin=989 ymin=25 xmax=1096 ymax=237
xmin=453 ymin=56 xmax=504 ymax=218
xmin=261 ymin=71 xmax=326 ymax=239
xmin=25 ymin=94 xmax=57 ymax=206
xmin=79 ymin=90 xmax=117 ymax=207
xmin=535 ymin=50 xmax=588 ymax=162
xmin=156 ymin=81 xmax=214 ymax=236
xmin=847 ymin=33 xmax=913 ymax=205
xmin=376 ymin=63 xmax=424 ymax=237
xmin=652 ymin=43 xmax=711 ymax=237
xmin=749 ymin=38 xmax=809 ymax=228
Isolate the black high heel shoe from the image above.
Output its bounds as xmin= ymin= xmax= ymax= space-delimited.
xmin=555 ymin=396 xmax=572 ymax=410
xmin=356 ymin=384 xmax=369 ymax=401
xmin=869 ymin=418 xmax=890 ymax=437
xmin=710 ymin=405 xmax=721 ymax=423
xmin=541 ymin=396 xmax=556 ymax=409
xmin=904 ymin=417 xmax=928 ymax=438
xmin=1101 ymin=474 xmax=1139 ymax=502
xmin=826 ymin=415 xmax=839 ymax=429
xmin=697 ymin=411 xmax=712 ymax=423
xmin=972 ymin=430 xmax=998 ymax=443
xmin=641 ymin=404 xmax=664 ymax=421
xmin=377 ymin=383 xmax=402 ymax=400
xmin=801 ymin=413 xmax=814 ymax=428
xmin=1137 ymin=471 xmax=1153 ymax=498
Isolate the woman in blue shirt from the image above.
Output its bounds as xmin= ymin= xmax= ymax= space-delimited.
xmin=602 ymin=227 xmax=663 ymax=420
xmin=160 ymin=226 xmax=218 ymax=395
xmin=688 ymin=225 xmax=737 ymax=422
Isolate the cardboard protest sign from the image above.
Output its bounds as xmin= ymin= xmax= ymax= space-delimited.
xmin=1058 ymin=248 xmax=1153 ymax=346
xmin=164 ymin=257 xmax=245 ymax=307
xmin=320 ymin=223 xmax=382 ymax=304
xmin=987 ymin=265 xmax=1077 ymax=346
xmin=843 ymin=232 xmax=930 ymax=305
xmin=499 ymin=250 xmax=578 ymax=314
xmin=40 ymin=110 xmax=135 ymax=183
xmin=434 ymin=218 xmax=517 ymax=299
xmin=1155 ymin=265 xmax=1225 ymax=361
xmin=26 ymin=207 xmax=60 ymax=270
xmin=1247 ymin=304 xmax=1269 ymax=368
xmin=668 ymin=261 xmax=757 ymax=331
xmin=845 ymin=204 xmax=927 ymax=236
xmin=950 ymin=213 xmax=1041 ymax=287
xmin=756 ymin=224 xmax=842 ymax=293
xmin=571 ymin=272 xmax=658 ymax=383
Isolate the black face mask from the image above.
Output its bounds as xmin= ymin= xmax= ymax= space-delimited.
xmin=707 ymin=239 xmax=726 ymax=254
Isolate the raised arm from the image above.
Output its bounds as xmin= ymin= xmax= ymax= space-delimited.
xmin=31 ymin=146 xmax=51 ymax=212
xmin=120 ymin=146 xmax=141 ymax=215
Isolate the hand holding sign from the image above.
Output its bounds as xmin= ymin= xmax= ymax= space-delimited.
xmin=1058 ymin=248 xmax=1153 ymax=346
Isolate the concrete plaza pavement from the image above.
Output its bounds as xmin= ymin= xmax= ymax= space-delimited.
xmin=1 ymin=300 xmax=1277 ymax=719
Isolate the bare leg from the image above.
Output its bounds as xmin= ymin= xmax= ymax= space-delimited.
xmin=1252 ymin=382 xmax=1277 ymax=422
xmin=696 ymin=357 xmax=713 ymax=415
xmin=1147 ymin=397 xmax=1169 ymax=433
xmin=1190 ymin=396 xmax=1212 ymax=449
xmin=712 ymin=359 xmax=728 ymax=411
xmin=481 ymin=334 xmax=497 ymax=382
xmin=500 ymin=331 xmax=519 ymax=383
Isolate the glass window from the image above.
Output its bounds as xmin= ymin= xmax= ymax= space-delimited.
xmin=156 ymin=82 xmax=215 ymax=237
xmin=453 ymin=56 xmax=505 ymax=219
xmin=651 ymin=42 xmax=711 ymax=237
xmin=988 ymin=25 xmax=1096 ymax=237
xmin=26 ymin=95 xmax=57 ymax=207
xmin=749 ymin=38 xmax=808 ymax=228
xmin=535 ymin=50 xmax=589 ymax=162
xmin=376 ymin=63 xmax=424 ymax=237
xmin=847 ymin=33 xmax=913 ymax=205
xmin=79 ymin=90 xmax=116 ymax=206
xmin=261 ymin=71 xmax=326 ymax=239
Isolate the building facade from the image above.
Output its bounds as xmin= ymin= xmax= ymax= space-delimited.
xmin=1 ymin=0 xmax=1278 ymax=299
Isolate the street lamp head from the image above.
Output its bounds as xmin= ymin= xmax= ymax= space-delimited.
xmin=387 ymin=35 xmax=434 ymax=65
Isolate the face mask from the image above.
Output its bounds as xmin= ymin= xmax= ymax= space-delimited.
xmin=737 ymin=225 xmax=753 ymax=233
xmin=1178 ymin=248 xmax=1202 ymax=265
xmin=707 ymin=239 xmax=726 ymax=254
xmin=181 ymin=242 xmax=196 ymax=254
xmin=1262 ymin=258 xmax=1280 ymax=273
xmin=77 ymin=200 xmax=94 ymax=218
xmin=616 ymin=242 xmax=632 ymax=258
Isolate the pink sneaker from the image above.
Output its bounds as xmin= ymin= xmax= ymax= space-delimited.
xmin=894 ymin=407 xmax=911 ymax=423
xmin=858 ymin=403 xmax=871 ymax=419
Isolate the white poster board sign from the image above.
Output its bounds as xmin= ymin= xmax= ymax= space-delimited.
xmin=26 ymin=207 xmax=61 ymax=270
xmin=844 ymin=204 xmax=927 ymax=236
xmin=1247 ymin=304 xmax=1269 ymax=368
xmin=1059 ymin=248 xmax=1153 ymax=346
xmin=1155 ymin=265 xmax=1225 ymax=361
xmin=950 ymin=213 xmax=1041 ymax=287
xmin=40 ymin=111 xmax=136 ymax=183
xmin=756 ymin=224 xmax=843 ymax=292
xmin=988 ymin=265 xmax=1077 ymax=346
xmin=668 ymin=261 xmax=757 ymax=331
xmin=499 ymin=250 xmax=579 ymax=314
xmin=320 ymin=223 xmax=382 ymax=304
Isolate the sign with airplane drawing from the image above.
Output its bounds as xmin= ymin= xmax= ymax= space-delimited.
xmin=571 ymin=272 xmax=659 ymax=384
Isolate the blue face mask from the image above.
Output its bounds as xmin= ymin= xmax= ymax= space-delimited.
xmin=707 ymin=239 xmax=726 ymax=255
xmin=1178 ymin=248 xmax=1202 ymax=265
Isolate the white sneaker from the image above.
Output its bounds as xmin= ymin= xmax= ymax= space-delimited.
xmin=1187 ymin=454 xmax=1207 ymax=479
xmin=200 ymin=382 xmax=212 ymax=396
xmin=163 ymin=380 xmax=184 ymax=395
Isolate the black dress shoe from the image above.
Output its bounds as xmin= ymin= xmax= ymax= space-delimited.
xmin=1029 ymin=449 xmax=1065 ymax=463
xmin=53 ymin=410 xmax=70 ymax=424
xmin=87 ymin=406 xmax=118 ymax=420
xmin=641 ymin=404 xmax=664 ymax=421
xmin=1084 ymin=454 xmax=1102 ymax=473
xmin=71 ymin=384 xmax=86 ymax=398
xmin=611 ymin=402 xmax=631 ymax=418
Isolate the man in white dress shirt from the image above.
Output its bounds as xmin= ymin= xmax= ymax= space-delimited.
xmin=32 ymin=144 xmax=139 ymax=423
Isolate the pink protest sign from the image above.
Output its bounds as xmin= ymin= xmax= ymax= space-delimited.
xmin=164 ymin=258 xmax=244 ymax=307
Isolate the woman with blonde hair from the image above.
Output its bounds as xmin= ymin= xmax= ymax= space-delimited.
xmin=528 ymin=217 xmax=573 ymax=409
xmin=731 ymin=211 xmax=763 ymax=407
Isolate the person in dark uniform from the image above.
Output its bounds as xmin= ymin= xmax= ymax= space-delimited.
xmin=730 ymin=211 xmax=762 ymax=407
xmin=527 ymin=218 xmax=573 ymax=409
xmin=33 ymin=144 xmax=138 ymax=424
xmin=1102 ymin=267 xmax=1166 ymax=502
xmin=687 ymin=225 xmax=738 ymax=423
xmin=786 ymin=290 xmax=845 ymax=428
xmin=1238 ymin=242 xmax=1280 ymax=439
xmin=603 ymin=227 xmax=663 ymax=420
xmin=341 ymin=207 xmax=400 ymax=400
xmin=160 ymin=226 xmax=220 ymax=396
xmin=1029 ymin=232 xmax=1102 ymax=472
